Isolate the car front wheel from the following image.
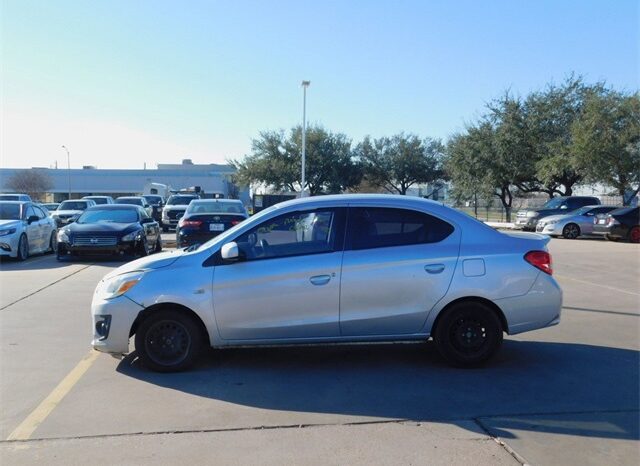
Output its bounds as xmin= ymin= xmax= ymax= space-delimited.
xmin=16 ymin=234 xmax=29 ymax=261
xmin=562 ymin=223 xmax=580 ymax=239
xmin=433 ymin=301 xmax=503 ymax=367
xmin=135 ymin=310 xmax=203 ymax=372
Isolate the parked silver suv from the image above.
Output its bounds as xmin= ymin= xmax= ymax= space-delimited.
xmin=515 ymin=196 xmax=600 ymax=231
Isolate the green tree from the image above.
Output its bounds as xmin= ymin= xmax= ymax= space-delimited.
xmin=356 ymin=133 xmax=443 ymax=195
xmin=231 ymin=125 xmax=362 ymax=196
xmin=572 ymin=91 xmax=640 ymax=205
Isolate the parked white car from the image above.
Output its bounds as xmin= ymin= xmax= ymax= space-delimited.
xmin=535 ymin=205 xmax=620 ymax=239
xmin=0 ymin=201 xmax=57 ymax=260
xmin=51 ymin=199 xmax=96 ymax=227
xmin=91 ymin=194 xmax=562 ymax=372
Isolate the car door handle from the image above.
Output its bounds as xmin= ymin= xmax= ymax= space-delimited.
xmin=424 ymin=264 xmax=445 ymax=274
xmin=309 ymin=275 xmax=331 ymax=286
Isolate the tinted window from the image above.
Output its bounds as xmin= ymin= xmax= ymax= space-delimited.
xmin=187 ymin=201 xmax=246 ymax=215
xmin=26 ymin=205 xmax=37 ymax=219
xmin=86 ymin=197 xmax=108 ymax=205
xmin=348 ymin=207 xmax=453 ymax=250
xmin=235 ymin=209 xmax=339 ymax=260
xmin=33 ymin=206 xmax=47 ymax=219
xmin=116 ymin=198 xmax=143 ymax=206
xmin=0 ymin=203 xmax=21 ymax=220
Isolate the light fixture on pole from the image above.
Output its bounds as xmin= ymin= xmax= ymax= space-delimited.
xmin=300 ymin=80 xmax=310 ymax=197
xmin=61 ymin=145 xmax=71 ymax=200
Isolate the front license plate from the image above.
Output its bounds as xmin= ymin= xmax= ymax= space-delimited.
xmin=210 ymin=223 xmax=225 ymax=231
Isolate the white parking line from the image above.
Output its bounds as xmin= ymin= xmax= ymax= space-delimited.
xmin=555 ymin=274 xmax=640 ymax=296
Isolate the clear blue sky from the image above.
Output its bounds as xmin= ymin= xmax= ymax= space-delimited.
xmin=1 ymin=0 xmax=638 ymax=169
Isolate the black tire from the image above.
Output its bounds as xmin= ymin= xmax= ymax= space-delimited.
xmin=16 ymin=234 xmax=29 ymax=261
xmin=604 ymin=234 xmax=619 ymax=242
xmin=162 ymin=226 xmax=168 ymax=233
xmin=134 ymin=310 xmax=203 ymax=372
xmin=562 ymin=223 xmax=580 ymax=239
xmin=47 ymin=231 xmax=57 ymax=254
xmin=628 ymin=226 xmax=640 ymax=244
xmin=154 ymin=236 xmax=163 ymax=253
xmin=137 ymin=237 xmax=149 ymax=257
xmin=433 ymin=301 xmax=503 ymax=367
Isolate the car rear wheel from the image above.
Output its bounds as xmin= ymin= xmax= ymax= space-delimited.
xmin=629 ymin=226 xmax=640 ymax=243
xmin=154 ymin=236 xmax=162 ymax=253
xmin=562 ymin=223 xmax=580 ymax=239
xmin=135 ymin=310 xmax=203 ymax=372
xmin=433 ymin=301 xmax=503 ymax=367
xmin=16 ymin=234 xmax=29 ymax=261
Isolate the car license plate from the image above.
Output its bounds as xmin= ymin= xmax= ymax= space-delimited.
xmin=210 ymin=223 xmax=225 ymax=231
xmin=598 ymin=219 xmax=606 ymax=224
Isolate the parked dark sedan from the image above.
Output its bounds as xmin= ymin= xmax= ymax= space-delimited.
xmin=56 ymin=205 xmax=162 ymax=259
xmin=176 ymin=199 xmax=248 ymax=248
xmin=593 ymin=207 xmax=639 ymax=243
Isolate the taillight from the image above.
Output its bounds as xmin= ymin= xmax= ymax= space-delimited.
xmin=524 ymin=250 xmax=553 ymax=275
xmin=608 ymin=217 xmax=619 ymax=226
xmin=179 ymin=219 xmax=202 ymax=228
xmin=230 ymin=220 xmax=240 ymax=226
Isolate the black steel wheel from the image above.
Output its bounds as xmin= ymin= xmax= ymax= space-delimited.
xmin=433 ymin=301 xmax=503 ymax=367
xmin=135 ymin=310 xmax=203 ymax=372
xmin=562 ymin=223 xmax=580 ymax=239
xmin=16 ymin=234 xmax=28 ymax=261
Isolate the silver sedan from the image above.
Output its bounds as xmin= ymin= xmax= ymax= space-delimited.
xmin=535 ymin=205 xmax=620 ymax=239
xmin=0 ymin=201 xmax=57 ymax=260
xmin=91 ymin=194 xmax=562 ymax=371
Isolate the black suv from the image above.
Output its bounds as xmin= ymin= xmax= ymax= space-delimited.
xmin=516 ymin=196 xmax=600 ymax=231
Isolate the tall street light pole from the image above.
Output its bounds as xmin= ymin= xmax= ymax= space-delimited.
xmin=61 ymin=145 xmax=71 ymax=200
xmin=301 ymin=80 xmax=310 ymax=197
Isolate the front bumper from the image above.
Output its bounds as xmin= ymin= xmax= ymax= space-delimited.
xmin=92 ymin=295 xmax=144 ymax=354
xmin=515 ymin=217 xmax=538 ymax=231
xmin=0 ymin=233 xmax=19 ymax=258
xmin=536 ymin=222 xmax=560 ymax=235
xmin=58 ymin=239 xmax=140 ymax=257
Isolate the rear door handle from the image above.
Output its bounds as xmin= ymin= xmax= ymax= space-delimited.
xmin=424 ymin=264 xmax=445 ymax=274
xmin=309 ymin=275 xmax=331 ymax=286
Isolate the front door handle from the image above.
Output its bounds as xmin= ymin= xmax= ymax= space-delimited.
xmin=424 ymin=263 xmax=445 ymax=274
xmin=309 ymin=275 xmax=331 ymax=286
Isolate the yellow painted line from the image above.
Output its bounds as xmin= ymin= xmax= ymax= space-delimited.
xmin=6 ymin=350 xmax=100 ymax=441
xmin=555 ymin=274 xmax=640 ymax=297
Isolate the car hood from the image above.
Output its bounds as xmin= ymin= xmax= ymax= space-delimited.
xmin=0 ymin=219 xmax=22 ymax=229
xmin=103 ymin=249 xmax=185 ymax=280
xmin=67 ymin=222 xmax=140 ymax=234
xmin=54 ymin=209 xmax=83 ymax=216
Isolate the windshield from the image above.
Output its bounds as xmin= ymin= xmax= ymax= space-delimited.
xmin=541 ymin=198 xmax=566 ymax=209
xmin=187 ymin=205 xmax=276 ymax=253
xmin=186 ymin=201 xmax=245 ymax=214
xmin=59 ymin=201 xmax=89 ymax=210
xmin=85 ymin=197 xmax=109 ymax=205
xmin=0 ymin=203 xmax=22 ymax=220
xmin=144 ymin=196 xmax=163 ymax=205
xmin=167 ymin=196 xmax=196 ymax=206
xmin=572 ymin=206 xmax=592 ymax=215
xmin=77 ymin=209 xmax=138 ymax=224
xmin=116 ymin=198 xmax=143 ymax=206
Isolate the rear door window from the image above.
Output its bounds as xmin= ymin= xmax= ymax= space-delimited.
xmin=346 ymin=207 xmax=454 ymax=250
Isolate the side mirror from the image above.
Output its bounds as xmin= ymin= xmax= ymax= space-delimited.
xmin=560 ymin=205 xmax=568 ymax=210
xmin=27 ymin=215 xmax=39 ymax=224
xmin=221 ymin=242 xmax=241 ymax=261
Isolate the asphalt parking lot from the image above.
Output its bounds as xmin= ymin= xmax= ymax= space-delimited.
xmin=0 ymin=237 xmax=638 ymax=465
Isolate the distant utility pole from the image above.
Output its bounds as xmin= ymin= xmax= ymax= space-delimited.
xmin=61 ymin=145 xmax=70 ymax=199
xmin=300 ymin=80 xmax=310 ymax=197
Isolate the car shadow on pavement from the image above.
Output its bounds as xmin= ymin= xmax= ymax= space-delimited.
xmin=116 ymin=340 xmax=639 ymax=441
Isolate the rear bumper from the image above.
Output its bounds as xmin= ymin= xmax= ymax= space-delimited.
xmin=177 ymin=230 xmax=223 ymax=247
xmin=496 ymin=271 xmax=563 ymax=335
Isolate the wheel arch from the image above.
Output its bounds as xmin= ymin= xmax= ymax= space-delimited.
xmin=430 ymin=296 xmax=509 ymax=336
xmin=129 ymin=302 xmax=211 ymax=346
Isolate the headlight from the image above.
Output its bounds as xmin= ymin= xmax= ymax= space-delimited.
xmin=546 ymin=219 xmax=558 ymax=225
xmin=57 ymin=229 xmax=69 ymax=242
xmin=526 ymin=211 xmax=539 ymax=218
xmin=0 ymin=228 xmax=16 ymax=237
xmin=121 ymin=230 xmax=142 ymax=242
xmin=95 ymin=271 xmax=144 ymax=300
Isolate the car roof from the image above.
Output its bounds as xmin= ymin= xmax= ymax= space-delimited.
xmin=116 ymin=196 xmax=143 ymax=199
xmin=88 ymin=204 xmax=139 ymax=210
xmin=0 ymin=200 xmax=29 ymax=205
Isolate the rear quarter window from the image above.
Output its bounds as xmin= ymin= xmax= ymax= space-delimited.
xmin=347 ymin=207 xmax=454 ymax=250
